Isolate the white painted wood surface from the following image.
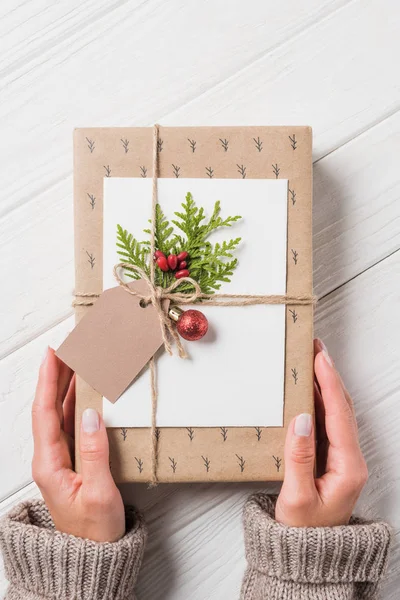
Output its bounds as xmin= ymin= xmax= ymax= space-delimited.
xmin=0 ymin=1 xmax=399 ymax=598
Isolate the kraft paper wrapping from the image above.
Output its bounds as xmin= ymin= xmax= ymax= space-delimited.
xmin=73 ymin=126 xmax=313 ymax=482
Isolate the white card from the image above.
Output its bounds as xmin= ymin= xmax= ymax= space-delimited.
xmin=102 ymin=177 xmax=288 ymax=427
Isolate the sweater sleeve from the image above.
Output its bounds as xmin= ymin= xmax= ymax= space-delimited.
xmin=0 ymin=500 xmax=147 ymax=600
xmin=241 ymin=493 xmax=391 ymax=600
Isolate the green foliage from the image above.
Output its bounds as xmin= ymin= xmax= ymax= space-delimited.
xmin=143 ymin=204 xmax=174 ymax=254
xmin=116 ymin=224 xmax=150 ymax=280
xmin=116 ymin=192 xmax=242 ymax=295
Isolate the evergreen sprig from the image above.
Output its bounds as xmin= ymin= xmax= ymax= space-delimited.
xmin=116 ymin=192 xmax=242 ymax=295
xmin=116 ymin=225 xmax=150 ymax=280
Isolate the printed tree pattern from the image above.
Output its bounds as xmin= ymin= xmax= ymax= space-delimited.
xmin=272 ymin=163 xmax=280 ymax=178
xmin=202 ymin=456 xmax=211 ymax=472
xmin=77 ymin=127 xmax=312 ymax=482
xmin=272 ymin=456 xmax=282 ymax=472
xmin=86 ymin=251 xmax=95 ymax=269
xmin=236 ymin=455 xmax=246 ymax=472
xmin=86 ymin=137 xmax=95 ymax=153
xmin=289 ymin=134 xmax=297 ymax=150
xmin=253 ymin=136 xmax=263 ymax=152
xmin=87 ymin=193 xmax=96 ymax=210
xmin=237 ymin=164 xmax=246 ymax=178
xmin=135 ymin=457 xmax=144 ymax=473
xmin=205 ymin=166 xmax=214 ymax=178
xmin=219 ymin=138 xmax=229 ymax=151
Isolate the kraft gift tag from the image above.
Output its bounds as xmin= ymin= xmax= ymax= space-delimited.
xmin=57 ymin=279 xmax=169 ymax=402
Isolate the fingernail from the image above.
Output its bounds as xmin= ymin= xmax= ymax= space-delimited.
xmin=40 ymin=346 xmax=49 ymax=365
xmin=316 ymin=338 xmax=327 ymax=352
xmin=82 ymin=408 xmax=99 ymax=433
xmin=294 ymin=413 xmax=312 ymax=437
xmin=322 ymin=349 xmax=333 ymax=367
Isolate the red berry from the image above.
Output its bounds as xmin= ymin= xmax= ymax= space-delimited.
xmin=167 ymin=254 xmax=178 ymax=270
xmin=156 ymin=256 xmax=169 ymax=272
xmin=178 ymin=260 xmax=187 ymax=269
xmin=175 ymin=269 xmax=190 ymax=279
xmin=154 ymin=250 xmax=166 ymax=260
xmin=177 ymin=251 xmax=188 ymax=262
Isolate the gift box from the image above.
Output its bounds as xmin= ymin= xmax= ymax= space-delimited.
xmin=60 ymin=126 xmax=313 ymax=483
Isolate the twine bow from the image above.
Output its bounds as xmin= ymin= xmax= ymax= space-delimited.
xmin=112 ymin=262 xmax=317 ymax=361
xmin=112 ymin=263 xmax=206 ymax=359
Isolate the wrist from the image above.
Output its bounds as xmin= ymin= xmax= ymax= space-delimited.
xmin=275 ymin=499 xmax=352 ymax=527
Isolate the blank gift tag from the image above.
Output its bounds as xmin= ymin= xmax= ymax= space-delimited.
xmin=56 ymin=279 xmax=169 ymax=402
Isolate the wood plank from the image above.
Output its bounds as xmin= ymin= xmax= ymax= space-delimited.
xmin=0 ymin=0 xmax=349 ymax=218
xmin=1 ymin=0 xmax=397 ymax=223
xmin=313 ymin=111 xmax=400 ymax=297
xmin=0 ymin=483 xmax=40 ymax=519
xmin=1 ymin=251 xmax=398 ymax=599
xmin=0 ymin=317 xmax=73 ymax=501
xmin=168 ymin=0 xmax=400 ymax=161
xmin=2 ymin=110 xmax=399 ymax=358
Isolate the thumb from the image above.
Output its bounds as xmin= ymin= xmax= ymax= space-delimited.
xmin=80 ymin=408 xmax=113 ymax=486
xmin=283 ymin=413 xmax=316 ymax=492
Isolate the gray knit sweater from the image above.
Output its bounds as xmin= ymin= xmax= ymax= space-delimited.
xmin=0 ymin=494 xmax=391 ymax=600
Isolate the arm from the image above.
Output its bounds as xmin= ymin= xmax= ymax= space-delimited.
xmin=241 ymin=339 xmax=391 ymax=600
xmin=0 ymin=348 xmax=146 ymax=599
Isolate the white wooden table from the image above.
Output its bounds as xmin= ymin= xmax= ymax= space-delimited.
xmin=1 ymin=1 xmax=399 ymax=598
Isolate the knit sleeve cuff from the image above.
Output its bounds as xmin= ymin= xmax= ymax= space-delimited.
xmin=0 ymin=500 xmax=147 ymax=600
xmin=243 ymin=493 xmax=391 ymax=585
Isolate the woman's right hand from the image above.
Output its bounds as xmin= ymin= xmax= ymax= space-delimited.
xmin=31 ymin=347 xmax=125 ymax=542
xmin=275 ymin=339 xmax=368 ymax=527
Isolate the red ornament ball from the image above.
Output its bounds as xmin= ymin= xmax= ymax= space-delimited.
xmin=177 ymin=309 xmax=208 ymax=341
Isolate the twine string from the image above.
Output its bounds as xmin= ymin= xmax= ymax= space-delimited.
xmin=112 ymin=263 xmax=316 ymax=307
xmin=149 ymin=124 xmax=160 ymax=486
xmin=74 ymin=123 xmax=316 ymax=485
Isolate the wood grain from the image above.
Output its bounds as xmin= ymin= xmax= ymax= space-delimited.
xmin=1 ymin=112 xmax=399 ymax=359
xmin=1 ymin=0 xmax=399 ymax=597
xmin=1 ymin=253 xmax=398 ymax=599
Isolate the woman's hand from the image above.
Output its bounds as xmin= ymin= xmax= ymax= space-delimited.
xmin=275 ymin=339 xmax=368 ymax=527
xmin=31 ymin=347 xmax=125 ymax=542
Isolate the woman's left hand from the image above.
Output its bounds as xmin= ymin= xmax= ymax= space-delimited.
xmin=31 ymin=347 xmax=125 ymax=542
